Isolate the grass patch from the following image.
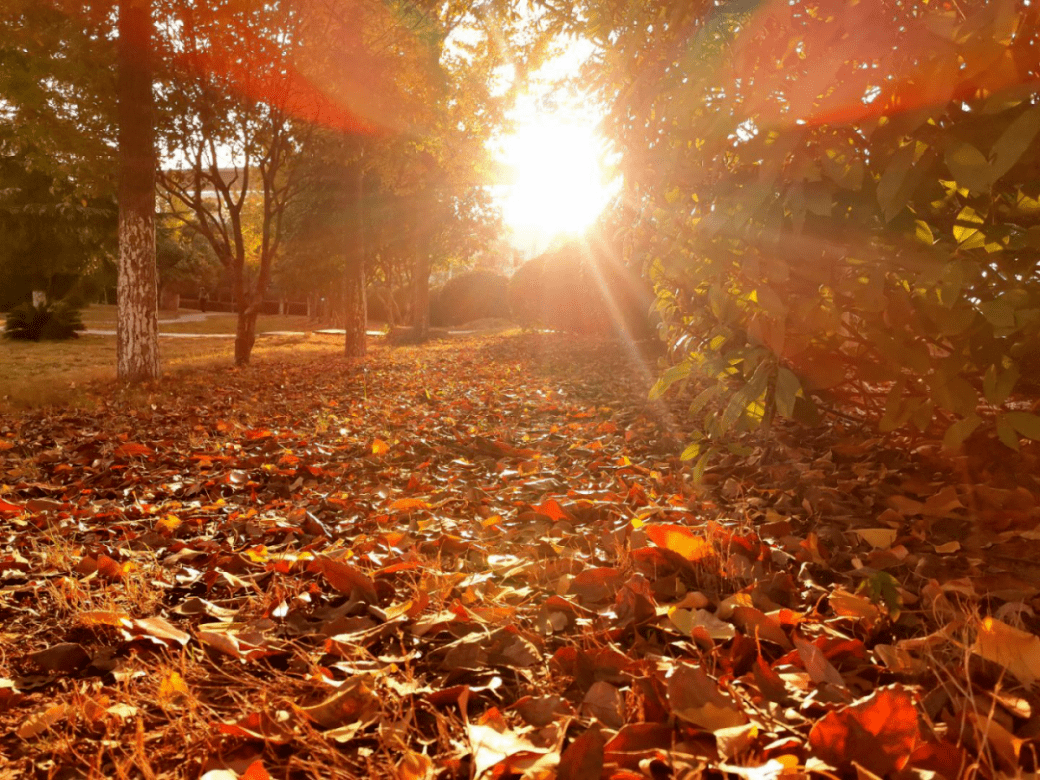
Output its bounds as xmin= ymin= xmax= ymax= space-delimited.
xmin=79 ymin=304 xmax=319 ymax=335
xmin=0 ymin=332 xmax=347 ymax=410
xmin=159 ymin=312 xmax=316 ymax=334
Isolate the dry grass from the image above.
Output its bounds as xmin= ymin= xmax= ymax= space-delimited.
xmin=0 ymin=332 xmax=348 ymax=410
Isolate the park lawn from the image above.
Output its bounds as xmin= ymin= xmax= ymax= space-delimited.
xmin=0 ymin=332 xmax=345 ymax=409
xmin=158 ymin=312 xmax=317 ymax=334
xmin=79 ymin=304 xmax=320 ymax=335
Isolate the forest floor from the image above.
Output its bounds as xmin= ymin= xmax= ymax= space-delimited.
xmin=1 ymin=332 xmax=1039 ymax=779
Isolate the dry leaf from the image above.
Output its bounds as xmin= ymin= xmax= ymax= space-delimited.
xmin=973 ymin=617 xmax=1040 ymax=684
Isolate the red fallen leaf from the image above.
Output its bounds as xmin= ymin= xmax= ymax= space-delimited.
xmin=645 ymin=523 xmax=713 ymax=562
xmin=809 ymin=685 xmax=923 ymax=775
xmin=570 ymin=567 xmax=624 ymax=603
xmin=113 ymin=442 xmax=152 ymax=458
xmin=558 ymin=727 xmax=605 ymax=780
xmin=531 ymin=499 xmax=571 ymax=522
xmin=218 ymin=712 xmax=293 ymax=744
xmin=0 ymin=498 xmax=23 ymax=513
xmin=604 ymin=723 xmax=673 ymax=753
xmin=240 ymin=761 xmax=270 ymax=780
xmin=908 ymin=740 xmax=970 ymax=777
xmin=313 ymin=556 xmax=379 ymax=603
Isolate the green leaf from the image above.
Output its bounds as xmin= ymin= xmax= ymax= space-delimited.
xmin=914 ymin=220 xmax=935 ymax=245
xmin=990 ymin=105 xmax=1040 ymax=182
xmin=691 ymin=451 xmax=711 ymax=484
xmin=942 ymin=414 xmax=982 ymax=451
xmin=775 ymin=367 xmax=800 ymax=419
xmin=688 ymin=383 xmax=724 ymax=418
xmin=649 ymin=362 xmax=691 ymax=401
xmin=1006 ymin=412 xmax=1040 ymax=441
xmin=983 ymin=364 xmax=1019 ymax=405
xmin=945 ymin=141 xmax=991 ymax=193
xmin=877 ymin=142 xmax=915 ymax=222
xmin=996 ymin=415 xmax=1021 ymax=450
xmin=979 ymin=298 xmax=1017 ymax=330
xmin=680 ymin=441 xmax=701 ymax=461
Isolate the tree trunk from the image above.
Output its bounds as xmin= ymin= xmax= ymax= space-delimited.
xmin=412 ymin=251 xmax=431 ymax=341
xmin=343 ymin=259 xmax=366 ymax=357
xmin=235 ymin=305 xmax=258 ymax=366
xmin=116 ymin=0 xmax=160 ymax=382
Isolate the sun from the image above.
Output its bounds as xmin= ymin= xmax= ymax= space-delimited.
xmin=500 ymin=115 xmax=613 ymax=248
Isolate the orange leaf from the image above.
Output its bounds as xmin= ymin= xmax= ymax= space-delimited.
xmin=532 ymin=499 xmax=570 ymax=522
xmin=372 ymin=439 xmax=390 ymax=455
xmin=113 ymin=443 xmax=153 ymax=458
xmin=809 ymin=685 xmax=923 ymax=775
xmin=558 ymin=727 xmax=605 ymax=780
xmin=645 ymin=524 xmax=713 ymax=562
xmin=240 ymin=761 xmax=270 ymax=780
xmin=0 ymin=498 xmax=23 ymax=513
xmin=389 ymin=497 xmax=429 ymax=513
xmin=316 ymin=556 xmax=379 ymax=603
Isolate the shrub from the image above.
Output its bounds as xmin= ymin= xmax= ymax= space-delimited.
xmin=4 ymin=302 xmax=85 ymax=341
xmin=436 ymin=269 xmax=509 ymax=325
xmin=509 ymin=243 xmax=654 ymax=336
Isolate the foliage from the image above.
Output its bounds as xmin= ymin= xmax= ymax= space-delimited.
xmin=434 ymin=268 xmax=509 ymax=325
xmin=0 ymin=144 xmax=117 ymax=309
xmin=564 ymin=0 xmax=1040 ymax=461
xmin=3 ymin=301 xmax=84 ymax=341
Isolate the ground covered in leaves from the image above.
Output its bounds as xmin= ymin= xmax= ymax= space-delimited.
xmin=2 ymin=333 xmax=1040 ymax=779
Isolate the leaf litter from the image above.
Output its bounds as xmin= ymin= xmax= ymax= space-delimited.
xmin=0 ymin=332 xmax=1039 ymax=778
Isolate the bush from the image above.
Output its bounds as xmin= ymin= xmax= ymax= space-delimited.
xmin=4 ymin=302 xmax=85 ymax=341
xmin=436 ymin=269 xmax=509 ymax=325
xmin=509 ymin=243 xmax=654 ymax=337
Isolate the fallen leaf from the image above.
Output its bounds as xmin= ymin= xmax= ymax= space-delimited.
xmin=558 ymin=727 xmax=605 ymax=780
xmin=28 ymin=643 xmax=91 ymax=674
xmin=809 ymin=685 xmax=923 ymax=775
xmin=646 ymin=523 xmax=714 ymax=562
xmin=667 ymin=663 xmax=747 ymax=731
xmin=974 ymin=617 xmax=1040 ymax=684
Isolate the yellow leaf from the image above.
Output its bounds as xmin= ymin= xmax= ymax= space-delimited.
xmin=158 ymin=671 xmax=190 ymax=704
xmin=974 ymin=617 xmax=1040 ymax=684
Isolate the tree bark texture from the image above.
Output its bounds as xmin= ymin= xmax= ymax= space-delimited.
xmin=117 ymin=0 xmax=160 ymax=382
xmin=343 ymin=162 xmax=366 ymax=357
xmin=235 ymin=305 xmax=259 ymax=365
xmin=343 ymin=259 xmax=366 ymax=357
xmin=412 ymin=250 xmax=431 ymax=341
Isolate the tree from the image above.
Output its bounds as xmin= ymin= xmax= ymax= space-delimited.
xmin=558 ymin=0 xmax=1040 ymax=462
xmin=117 ymin=0 xmax=160 ymax=381
xmin=0 ymin=0 xmax=161 ymax=381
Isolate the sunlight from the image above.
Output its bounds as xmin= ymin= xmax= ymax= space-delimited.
xmin=500 ymin=115 xmax=613 ymax=250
